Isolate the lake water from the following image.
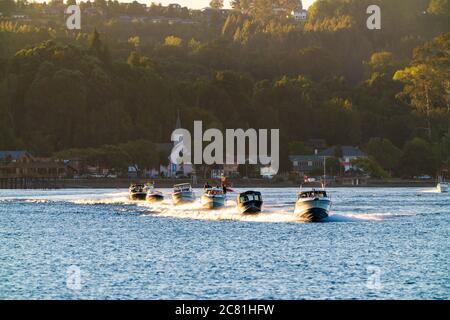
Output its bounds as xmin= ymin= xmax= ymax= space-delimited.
xmin=0 ymin=187 xmax=448 ymax=300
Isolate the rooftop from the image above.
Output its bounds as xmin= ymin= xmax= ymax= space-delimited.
xmin=0 ymin=151 xmax=31 ymax=161
xmin=289 ymin=155 xmax=321 ymax=161
xmin=318 ymin=146 xmax=366 ymax=158
xmin=290 ymin=146 xmax=367 ymax=159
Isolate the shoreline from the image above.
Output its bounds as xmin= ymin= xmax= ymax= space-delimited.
xmin=0 ymin=178 xmax=436 ymax=189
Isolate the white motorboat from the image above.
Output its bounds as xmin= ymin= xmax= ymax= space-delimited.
xmin=437 ymin=183 xmax=449 ymax=193
xmin=294 ymin=189 xmax=331 ymax=222
xmin=437 ymin=180 xmax=449 ymax=193
xmin=172 ymin=183 xmax=195 ymax=205
xmin=129 ymin=184 xmax=148 ymax=201
xmin=294 ymin=156 xmax=332 ymax=222
xmin=201 ymin=187 xmax=226 ymax=209
xmin=437 ymin=175 xmax=449 ymax=193
xmin=146 ymin=184 xmax=164 ymax=202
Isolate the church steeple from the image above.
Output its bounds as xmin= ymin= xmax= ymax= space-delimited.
xmin=298 ymin=0 xmax=303 ymax=11
xmin=175 ymin=109 xmax=181 ymax=129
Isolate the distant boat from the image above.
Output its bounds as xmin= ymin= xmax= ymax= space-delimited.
xmin=437 ymin=176 xmax=449 ymax=193
xmin=294 ymin=189 xmax=331 ymax=222
xmin=237 ymin=191 xmax=263 ymax=214
xmin=201 ymin=187 xmax=226 ymax=209
xmin=172 ymin=183 xmax=195 ymax=205
xmin=146 ymin=184 xmax=164 ymax=203
xmin=129 ymin=184 xmax=147 ymax=201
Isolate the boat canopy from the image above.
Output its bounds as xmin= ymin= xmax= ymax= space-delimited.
xmin=238 ymin=191 xmax=262 ymax=203
xmin=298 ymin=190 xmax=328 ymax=199
xmin=204 ymin=188 xmax=224 ymax=195
xmin=173 ymin=183 xmax=192 ymax=192
xmin=130 ymin=184 xmax=146 ymax=192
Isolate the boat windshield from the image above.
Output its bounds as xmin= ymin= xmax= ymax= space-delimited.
xmin=206 ymin=188 xmax=224 ymax=195
xmin=240 ymin=194 xmax=261 ymax=202
xmin=130 ymin=184 xmax=145 ymax=192
xmin=298 ymin=191 xmax=327 ymax=199
xmin=174 ymin=184 xmax=192 ymax=192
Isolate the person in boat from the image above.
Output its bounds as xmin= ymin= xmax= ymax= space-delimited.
xmin=220 ymin=174 xmax=230 ymax=194
xmin=204 ymin=182 xmax=212 ymax=190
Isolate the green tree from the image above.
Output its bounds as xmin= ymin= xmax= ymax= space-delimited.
xmin=0 ymin=0 xmax=16 ymax=14
xmin=428 ymin=0 xmax=450 ymax=17
xmin=127 ymin=50 xmax=141 ymax=67
xmin=400 ymin=138 xmax=437 ymax=176
xmin=394 ymin=33 xmax=450 ymax=139
xmin=351 ymin=157 xmax=390 ymax=179
xmin=368 ymin=52 xmax=398 ymax=75
xmin=164 ymin=35 xmax=183 ymax=47
xmin=365 ymin=138 xmax=402 ymax=173
xmin=88 ymin=29 xmax=111 ymax=65
xmin=325 ymin=157 xmax=341 ymax=176
xmin=119 ymin=140 xmax=159 ymax=171
xmin=333 ymin=145 xmax=343 ymax=158
xmin=0 ymin=76 xmax=20 ymax=149
xmin=394 ymin=65 xmax=441 ymax=140
xmin=210 ymin=0 xmax=224 ymax=9
xmin=128 ymin=36 xmax=140 ymax=49
xmin=288 ymin=141 xmax=313 ymax=155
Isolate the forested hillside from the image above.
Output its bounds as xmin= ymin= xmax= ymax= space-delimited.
xmin=0 ymin=0 xmax=449 ymax=176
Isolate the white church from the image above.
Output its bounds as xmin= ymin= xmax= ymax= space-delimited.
xmin=291 ymin=0 xmax=308 ymax=21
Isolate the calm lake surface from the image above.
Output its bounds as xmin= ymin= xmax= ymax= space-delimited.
xmin=0 ymin=187 xmax=448 ymax=300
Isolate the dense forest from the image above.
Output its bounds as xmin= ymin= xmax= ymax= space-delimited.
xmin=0 ymin=0 xmax=449 ymax=177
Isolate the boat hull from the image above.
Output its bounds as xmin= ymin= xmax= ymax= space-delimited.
xmin=129 ymin=192 xmax=147 ymax=201
xmin=294 ymin=199 xmax=331 ymax=222
xmin=437 ymin=183 xmax=449 ymax=193
xmin=172 ymin=191 xmax=195 ymax=205
xmin=238 ymin=201 xmax=262 ymax=214
xmin=201 ymin=195 xmax=225 ymax=209
xmin=146 ymin=194 xmax=164 ymax=203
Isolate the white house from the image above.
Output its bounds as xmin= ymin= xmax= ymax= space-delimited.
xmin=292 ymin=9 xmax=307 ymax=21
xmin=290 ymin=145 xmax=367 ymax=176
xmin=318 ymin=146 xmax=367 ymax=172
xmin=291 ymin=0 xmax=307 ymax=21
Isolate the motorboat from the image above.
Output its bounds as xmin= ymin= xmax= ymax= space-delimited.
xmin=146 ymin=184 xmax=164 ymax=203
xmin=172 ymin=183 xmax=195 ymax=205
xmin=294 ymin=156 xmax=333 ymax=222
xmin=236 ymin=191 xmax=263 ymax=214
xmin=201 ymin=187 xmax=226 ymax=209
xmin=294 ymin=189 xmax=331 ymax=222
xmin=129 ymin=184 xmax=147 ymax=201
xmin=437 ymin=176 xmax=449 ymax=193
xmin=437 ymin=182 xmax=449 ymax=193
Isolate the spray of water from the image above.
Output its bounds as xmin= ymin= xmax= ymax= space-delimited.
xmin=0 ymin=189 xmax=421 ymax=224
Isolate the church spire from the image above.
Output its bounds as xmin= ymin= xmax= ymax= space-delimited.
xmin=175 ymin=109 xmax=181 ymax=129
